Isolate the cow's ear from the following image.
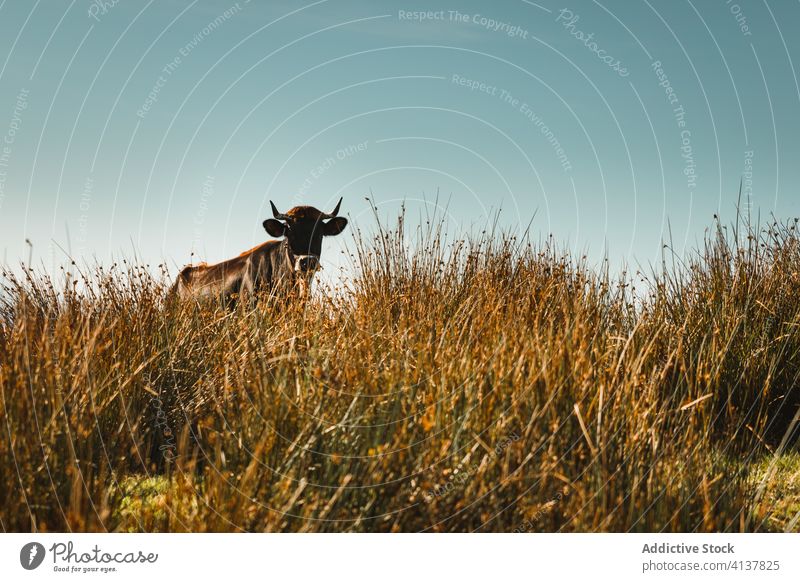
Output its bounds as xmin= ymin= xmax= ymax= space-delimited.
xmin=263 ymin=219 xmax=286 ymax=237
xmin=323 ymin=217 xmax=348 ymax=236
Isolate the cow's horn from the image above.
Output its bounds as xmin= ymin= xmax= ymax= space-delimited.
xmin=321 ymin=197 xmax=342 ymax=219
xmin=270 ymin=201 xmax=289 ymax=221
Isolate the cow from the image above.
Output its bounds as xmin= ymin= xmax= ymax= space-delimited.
xmin=169 ymin=198 xmax=348 ymax=305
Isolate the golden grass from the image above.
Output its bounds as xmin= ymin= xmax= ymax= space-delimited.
xmin=1 ymin=210 xmax=798 ymax=532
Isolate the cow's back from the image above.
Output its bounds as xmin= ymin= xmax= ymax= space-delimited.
xmin=169 ymin=240 xmax=288 ymax=303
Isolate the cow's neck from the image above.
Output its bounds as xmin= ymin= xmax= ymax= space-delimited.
xmin=279 ymin=239 xmax=292 ymax=267
xmin=281 ymin=238 xmax=314 ymax=298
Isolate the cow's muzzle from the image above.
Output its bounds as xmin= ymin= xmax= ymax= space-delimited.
xmin=294 ymin=254 xmax=320 ymax=273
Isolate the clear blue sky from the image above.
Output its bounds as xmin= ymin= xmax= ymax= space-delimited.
xmin=0 ymin=0 xmax=798 ymax=275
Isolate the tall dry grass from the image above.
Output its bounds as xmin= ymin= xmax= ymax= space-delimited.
xmin=1 ymin=210 xmax=798 ymax=532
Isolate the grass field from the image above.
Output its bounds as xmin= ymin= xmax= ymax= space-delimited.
xmin=1 ymin=210 xmax=799 ymax=532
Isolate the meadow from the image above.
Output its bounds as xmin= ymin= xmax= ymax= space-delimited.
xmin=1 ymin=209 xmax=799 ymax=532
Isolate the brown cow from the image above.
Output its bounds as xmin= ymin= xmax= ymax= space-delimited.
xmin=169 ymin=198 xmax=347 ymax=304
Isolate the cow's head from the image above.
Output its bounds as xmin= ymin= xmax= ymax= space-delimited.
xmin=263 ymin=198 xmax=348 ymax=274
